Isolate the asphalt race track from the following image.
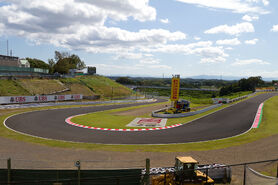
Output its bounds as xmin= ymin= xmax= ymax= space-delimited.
xmin=4 ymin=93 xmax=277 ymax=144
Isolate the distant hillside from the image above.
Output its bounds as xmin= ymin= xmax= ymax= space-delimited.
xmin=188 ymin=75 xmax=245 ymax=81
xmin=0 ymin=76 xmax=132 ymax=98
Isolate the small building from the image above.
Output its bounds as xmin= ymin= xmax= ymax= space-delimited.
xmin=69 ymin=69 xmax=84 ymax=75
xmin=19 ymin=59 xmax=30 ymax=68
xmin=0 ymin=55 xmax=20 ymax=67
xmin=87 ymin=66 xmax=96 ymax=75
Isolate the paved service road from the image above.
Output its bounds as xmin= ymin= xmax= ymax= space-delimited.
xmin=4 ymin=93 xmax=277 ymax=144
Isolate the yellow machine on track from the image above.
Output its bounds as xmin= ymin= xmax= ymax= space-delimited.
xmin=151 ymin=156 xmax=214 ymax=185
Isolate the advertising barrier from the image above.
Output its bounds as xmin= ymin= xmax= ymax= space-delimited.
xmin=0 ymin=94 xmax=83 ymax=105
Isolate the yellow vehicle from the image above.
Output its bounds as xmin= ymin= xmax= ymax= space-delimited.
xmin=151 ymin=156 xmax=214 ymax=185
xmin=164 ymin=100 xmax=191 ymax=114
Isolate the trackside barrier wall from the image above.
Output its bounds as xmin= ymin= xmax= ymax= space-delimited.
xmin=212 ymin=93 xmax=256 ymax=104
xmin=152 ymin=104 xmax=222 ymax=118
xmin=0 ymin=94 xmax=83 ymax=105
xmin=0 ymin=98 xmax=157 ymax=109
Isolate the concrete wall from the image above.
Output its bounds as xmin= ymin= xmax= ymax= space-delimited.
xmin=152 ymin=104 xmax=222 ymax=118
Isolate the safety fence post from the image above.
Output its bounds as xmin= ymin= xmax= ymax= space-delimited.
xmin=205 ymin=168 xmax=208 ymax=183
xmin=164 ymin=172 xmax=166 ymax=185
xmin=7 ymin=158 xmax=11 ymax=185
xmin=243 ymin=164 xmax=246 ymax=185
xmin=75 ymin=160 xmax=81 ymax=185
xmin=146 ymin=158 xmax=150 ymax=185
xmin=276 ymin=163 xmax=278 ymax=178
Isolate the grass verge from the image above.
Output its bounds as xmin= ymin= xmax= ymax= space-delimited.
xmin=70 ymin=103 xmax=218 ymax=129
xmin=0 ymin=93 xmax=277 ymax=152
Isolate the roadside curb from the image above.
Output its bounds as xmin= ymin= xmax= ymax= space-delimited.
xmin=65 ymin=116 xmax=182 ymax=132
xmin=252 ymin=103 xmax=264 ymax=128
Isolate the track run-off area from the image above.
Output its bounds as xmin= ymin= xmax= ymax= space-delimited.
xmin=4 ymin=93 xmax=277 ymax=145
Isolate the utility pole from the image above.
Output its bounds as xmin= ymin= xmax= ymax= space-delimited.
xmin=7 ymin=40 xmax=9 ymax=56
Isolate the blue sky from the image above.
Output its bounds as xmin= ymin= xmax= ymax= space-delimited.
xmin=0 ymin=0 xmax=278 ymax=78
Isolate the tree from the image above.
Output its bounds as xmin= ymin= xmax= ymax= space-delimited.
xmin=26 ymin=58 xmax=49 ymax=69
xmin=116 ymin=77 xmax=134 ymax=85
xmin=219 ymin=76 xmax=265 ymax=96
xmin=54 ymin=51 xmax=70 ymax=62
xmin=49 ymin=51 xmax=86 ymax=74
xmin=53 ymin=58 xmax=71 ymax=74
xmin=48 ymin=59 xmax=55 ymax=74
xmin=68 ymin=54 xmax=86 ymax=70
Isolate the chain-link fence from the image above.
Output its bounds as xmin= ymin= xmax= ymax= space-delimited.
xmin=245 ymin=166 xmax=278 ymax=185
xmin=1 ymin=158 xmax=278 ymax=185
xmin=0 ymin=158 xmax=146 ymax=170
xmin=0 ymin=158 xmax=145 ymax=185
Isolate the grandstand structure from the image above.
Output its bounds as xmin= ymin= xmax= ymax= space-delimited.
xmin=0 ymin=54 xmax=49 ymax=77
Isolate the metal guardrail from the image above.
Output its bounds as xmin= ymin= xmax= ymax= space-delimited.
xmin=127 ymin=85 xmax=219 ymax=91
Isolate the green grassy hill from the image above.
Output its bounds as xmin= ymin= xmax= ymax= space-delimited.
xmin=17 ymin=79 xmax=67 ymax=95
xmin=0 ymin=76 xmax=132 ymax=98
xmin=78 ymin=76 xmax=132 ymax=98
xmin=0 ymin=79 xmax=30 ymax=96
xmin=59 ymin=77 xmax=95 ymax=96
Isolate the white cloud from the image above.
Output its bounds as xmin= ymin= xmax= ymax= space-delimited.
xmin=204 ymin=22 xmax=255 ymax=35
xmin=149 ymin=64 xmax=172 ymax=69
xmin=113 ymin=52 xmax=143 ymax=60
xmin=257 ymin=70 xmax=278 ymax=78
xmin=194 ymin=36 xmax=201 ymax=40
xmin=200 ymin=56 xmax=226 ymax=63
xmin=245 ymin=38 xmax=258 ymax=45
xmin=216 ymin=38 xmax=241 ymax=45
xmin=262 ymin=0 xmax=269 ymax=6
xmin=73 ymin=0 xmax=157 ymax=22
xmin=247 ymin=0 xmax=269 ymax=6
xmin=160 ymin=18 xmax=169 ymax=24
xmin=271 ymin=25 xmax=278 ymax=32
xmin=176 ymin=0 xmax=269 ymax=14
xmin=145 ymin=64 xmax=172 ymax=69
xmin=94 ymin=63 xmax=141 ymax=71
xmin=0 ymin=1 xmax=233 ymax=70
xmin=94 ymin=62 xmax=172 ymax=76
xmin=242 ymin=15 xmax=259 ymax=22
xmin=140 ymin=41 xmax=228 ymax=64
xmin=139 ymin=58 xmax=160 ymax=64
xmin=0 ymin=0 xmax=189 ymax=56
xmin=232 ymin=58 xmax=270 ymax=66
